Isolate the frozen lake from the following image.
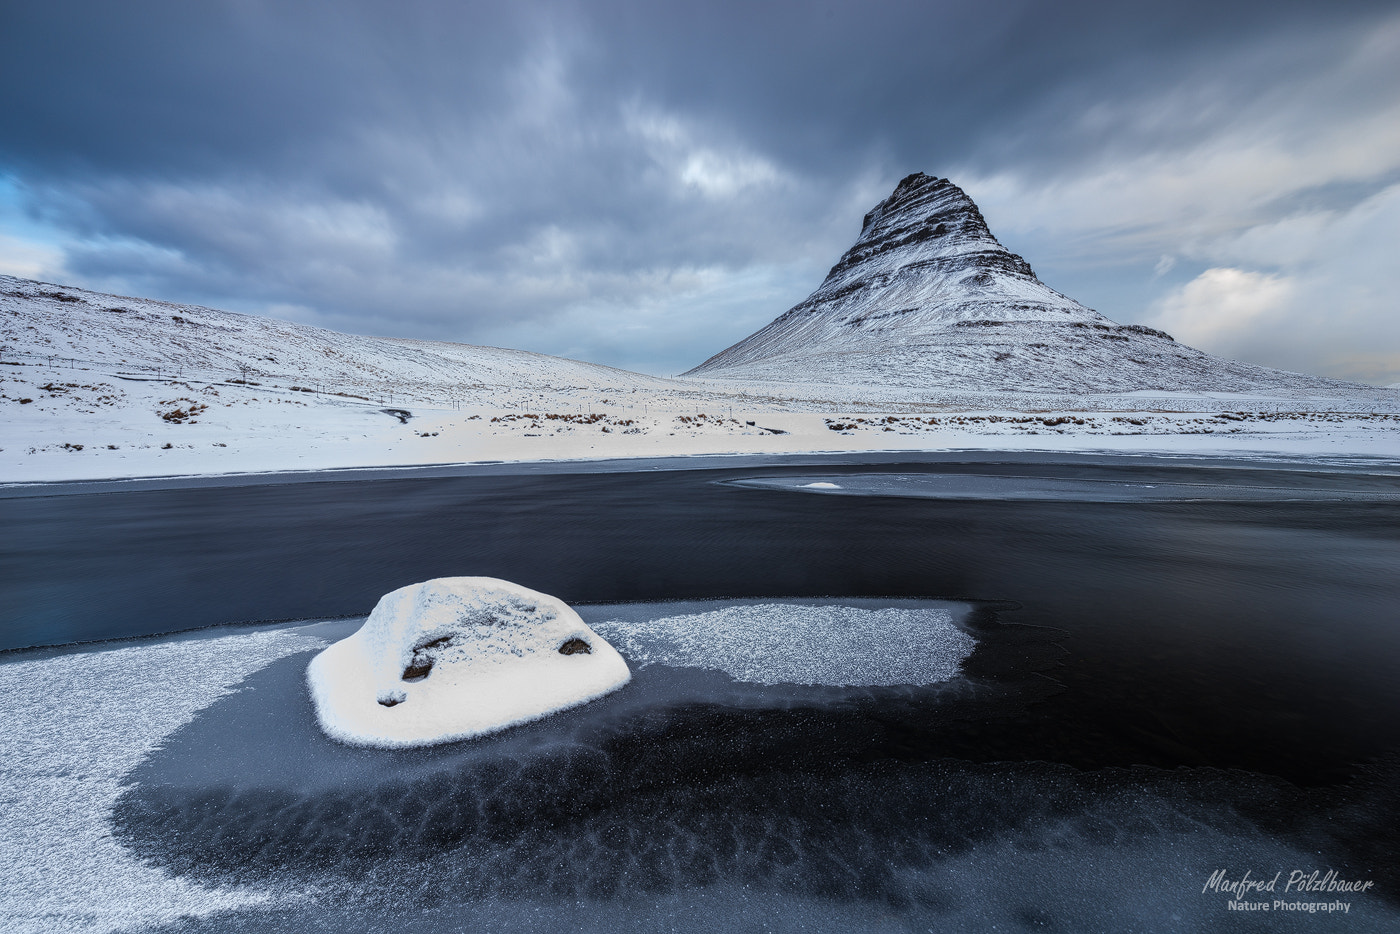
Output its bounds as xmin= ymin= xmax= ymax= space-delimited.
xmin=2 ymin=452 xmax=1399 ymax=931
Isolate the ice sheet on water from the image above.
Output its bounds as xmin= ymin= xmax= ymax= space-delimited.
xmin=594 ymin=603 xmax=974 ymax=686
xmin=96 ymin=610 xmax=1400 ymax=932
xmin=732 ymin=472 xmax=1400 ymax=503
xmin=0 ymin=627 xmax=324 ymax=934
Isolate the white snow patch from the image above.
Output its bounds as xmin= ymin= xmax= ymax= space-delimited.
xmin=595 ymin=604 xmax=975 ymax=686
xmin=307 ymin=578 xmax=630 ymax=748
xmin=0 ymin=628 xmax=324 ymax=934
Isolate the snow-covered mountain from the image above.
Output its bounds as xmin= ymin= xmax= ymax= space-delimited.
xmin=686 ymin=174 xmax=1357 ymax=394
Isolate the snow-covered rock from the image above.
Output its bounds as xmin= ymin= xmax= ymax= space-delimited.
xmin=307 ymin=578 xmax=630 ymax=747
xmin=686 ymin=173 xmax=1361 ymax=395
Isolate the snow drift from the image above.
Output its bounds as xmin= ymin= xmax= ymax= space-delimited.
xmin=307 ymin=578 xmax=630 ymax=747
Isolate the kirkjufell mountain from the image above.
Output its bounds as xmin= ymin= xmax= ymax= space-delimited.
xmin=687 ymin=173 xmax=1353 ymax=394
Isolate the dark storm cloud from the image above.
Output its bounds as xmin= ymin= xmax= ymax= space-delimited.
xmin=2 ymin=0 xmax=1398 ymax=377
xmin=7 ymin=1 xmax=1379 ymax=177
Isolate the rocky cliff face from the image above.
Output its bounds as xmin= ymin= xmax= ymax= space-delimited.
xmin=686 ymin=174 xmax=1346 ymax=395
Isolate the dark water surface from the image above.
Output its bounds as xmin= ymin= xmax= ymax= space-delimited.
xmin=5 ymin=452 xmax=1400 ymax=931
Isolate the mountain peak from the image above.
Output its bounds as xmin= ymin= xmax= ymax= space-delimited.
xmin=865 ymin=172 xmax=942 ymax=223
xmin=686 ymin=174 xmax=1106 ymax=380
xmin=846 ymin=174 xmax=1002 ymax=276
xmin=682 ymin=175 xmax=1347 ymax=395
xmin=862 ymin=173 xmax=959 ymax=230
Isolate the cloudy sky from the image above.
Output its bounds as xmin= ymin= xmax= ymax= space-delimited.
xmin=2 ymin=0 xmax=1398 ymax=383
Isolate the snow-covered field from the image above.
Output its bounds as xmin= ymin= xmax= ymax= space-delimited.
xmin=8 ymin=362 xmax=1399 ymax=483
xmin=4 ymin=275 xmax=1399 ymax=484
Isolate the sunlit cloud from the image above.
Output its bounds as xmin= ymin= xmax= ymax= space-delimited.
xmin=1150 ymin=267 xmax=1295 ymax=350
xmin=0 ymin=232 xmax=65 ymax=282
xmin=1147 ymin=183 xmax=1400 ymax=384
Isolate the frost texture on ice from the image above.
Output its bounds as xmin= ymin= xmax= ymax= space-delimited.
xmin=595 ymin=604 xmax=975 ymax=686
xmin=308 ymin=577 xmax=631 ymax=748
xmin=0 ymin=628 xmax=322 ymax=934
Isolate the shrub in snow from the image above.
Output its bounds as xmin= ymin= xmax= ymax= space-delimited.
xmin=307 ymin=577 xmax=630 ymax=747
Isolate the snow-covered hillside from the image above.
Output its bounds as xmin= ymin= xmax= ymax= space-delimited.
xmin=686 ymin=174 xmax=1363 ymax=396
xmin=0 ymin=275 xmax=677 ymax=403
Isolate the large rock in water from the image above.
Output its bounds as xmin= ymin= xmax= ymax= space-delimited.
xmin=685 ymin=173 xmax=1355 ymax=395
xmin=307 ymin=578 xmax=630 ymax=748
